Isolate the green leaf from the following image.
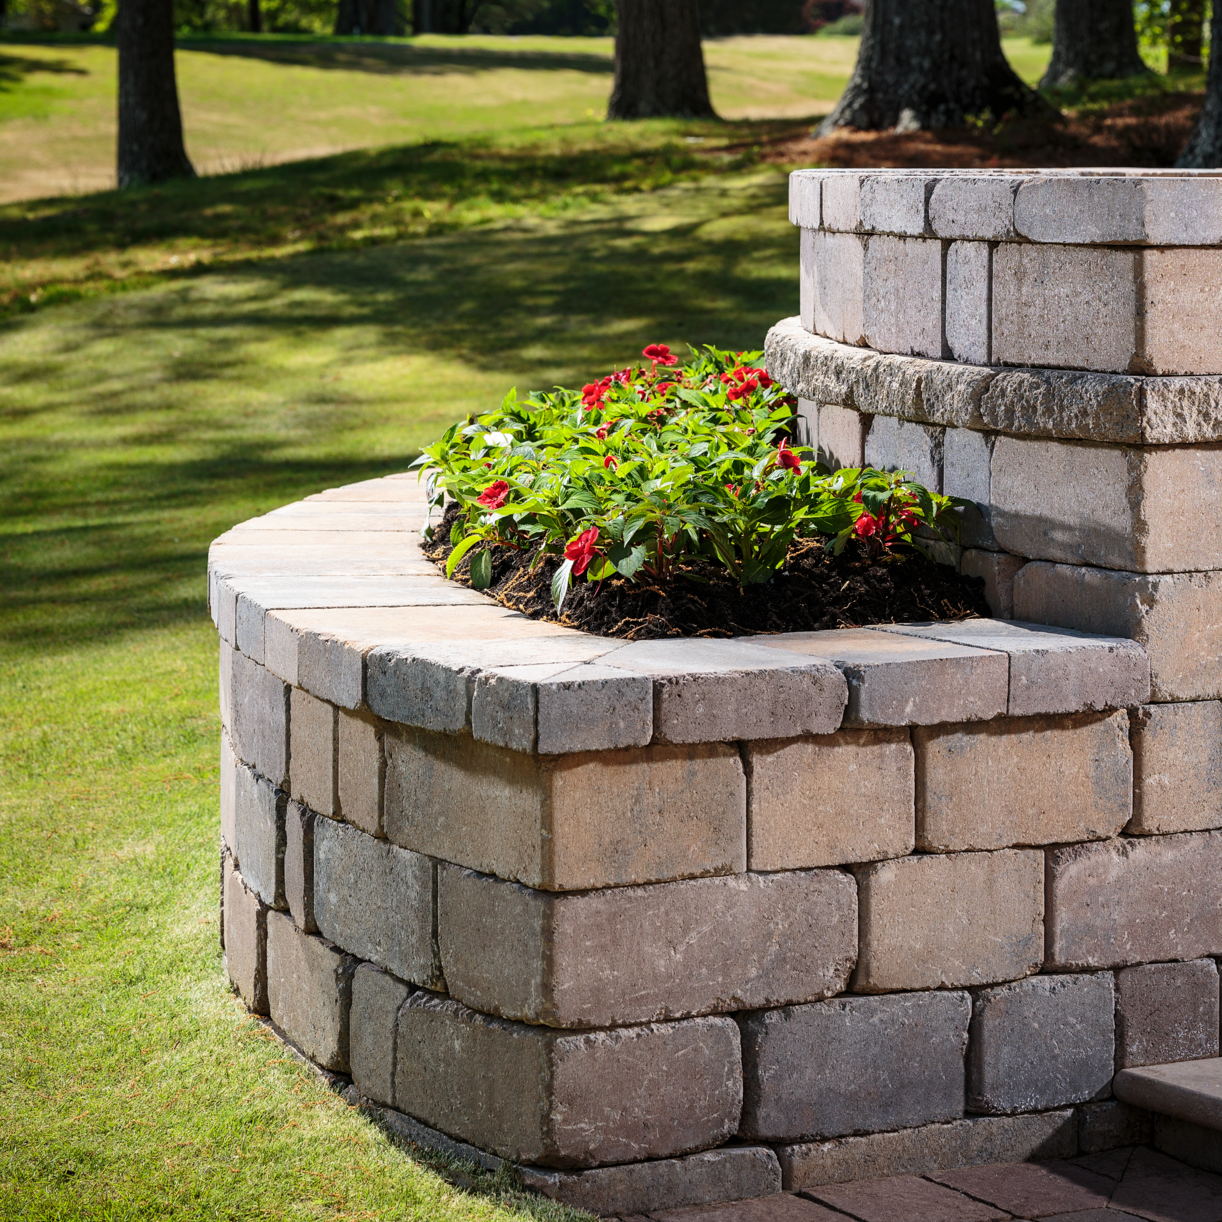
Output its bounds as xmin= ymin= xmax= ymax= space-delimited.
xmin=608 ymin=542 xmax=647 ymax=579
xmin=469 ymin=549 xmax=493 ymax=590
xmin=586 ymin=557 xmax=616 ymax=582
xmin=445 ymin=534 xmax=482 ymax=579
xmin=450 ymin=519 xmax=466 ymax=547
xmin=551 ymin=559 xmax=575 ymax=613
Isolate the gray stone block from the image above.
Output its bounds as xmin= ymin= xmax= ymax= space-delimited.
xmin=808 ymin=231 xmax=865 ymax=345
xmin=821 ymin=172 xmax=861 ymax=232
xmin=817 ymin=403 xmax=870 ymax=470
xmin=790 ymin=171 xmax=821 ymax=228
xmin=960 ymin=551 xmax=1024 ymax=620
xmin=220 ymin=731 xmax=237 ymax=857
xmin=780 ymin=1110 xmax=1077 ymax=1190
xmin=1013 ymin=176 xmax=1146 ymax=245
xmin=337 ymin=708 xmax=384 ymax=836
xmin=929 ymin=175 xmax=1019 ymax=241
xmin=859 ymin=173 xmax=930 ymax=236
xmin=313 ymin=816 xmax=440 ymax=988
xmin=437 ymin=865 xmax=856 ymax=1028
xmin=980 ymin=367 xmax=1145 ymax=444
xmin=863 ymin=414 xmax=943 ymax=490
xmin=943 ymin=426 xmax=995 ymax=548
xmin=1114 ymin=1057 xmax=1222 ymax=1131
xmin=1077 ymin=1100 xmax=1152 ymax=1155
xmin=739 ymin=990 xmax=970 ymax=1142
xmin=1046 ymin=831 xmax=1222 ymax=969
xmin=284 ymin=801 xmax=317 ymax=934
xmin=862 ymin=236 xmax=944 ymax=359
xmin=230 ymin=649 xmax=290 ymax=787
xmin=223 ymin=858 xmax=268 ymax=1015
xmin=1152 ymin=1114 xmax=1222 ymax=1175
xmin=265 ymin=909 xmax=357 ymax=1073
xmin=1116 ymin=960 xmax=1221 ymax=1070
xmin=289 ymin=686 xmax=336 ymax=817
xmin=350 ymin=962 xmax=411 ymax=1107
xmin=1131 ymin=702 xmax=1222 ymax=835
xmin=968 ymin=973 xmax=1116 ymax=1115
xmin=394 ymin=993 xmax=742 ymax=1168
xmin=945 ymin=241 xmax=991 ymax=366
xmin=233 ymin=761 xmax=286 ymax=910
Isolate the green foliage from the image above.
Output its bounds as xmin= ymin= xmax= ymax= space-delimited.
xmin=996 ymin=0 xmax=1054 ymax=44
xmin=1134 ymin=0 xmax=1212 ymax=67
xmin=420 ymin=345 xmax=960 ymax=610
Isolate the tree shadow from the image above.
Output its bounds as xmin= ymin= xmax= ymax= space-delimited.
xmin=0 ymin=52 xmax=90 ymax=88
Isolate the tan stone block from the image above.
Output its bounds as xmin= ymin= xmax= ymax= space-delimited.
xmin=1142 ymin=177 xmax=1222 ymax=245
xmin=1012 ymin=562 xmax=1222 ymax=702
xmin=747 ymin=729 xmax=914 ymax=870
xmin=863 ymin=415 xmax=943 ymax=490
xmin=945 ymin=241 xmax=991 ymax=366
xmin=821 ymin=173 xmax=861 ymax=231
xmin=853 ymin=849 xmax=1043 ymax=992
xmin=224 ymin=858 xmax=268 ymax=1015
xmin=1144 ymin=248 xmax=1222 ymax=376
xmin=304 ymin=474 xmax=429 ymax=503
xmin=860 ymin=174 xmax=931 ymax=236
xmin=337 ymin=708 xmax=384 ymax=836
xmin=1131 ymin=701 xmax=1222 ymax=835
xmin=914 ymin=711 xmax=1132 ymax=852
xmin=929 ymin=175 xmax=1020 ymax=241
xmin=862 ymin=235 xmax=944 ymax=359
xmin=437 ymin=865 xmax=856 ymax=1027
xmin=219 ymin=639 xmax=234 ymax=732
xmin=1116 ymin=959 xmax=1220 ymax=1069
xmin=1046 ymin=830 xmax=1222 ymax=969
xmin=960 ymin=551 xmax=1025 ymax=619
xmin=800 ymin=227 xmax=817 ymax=334
xmin=384 ymin=727 xmax=746 ymax=891
xmin=394 ymin=994 xmax=742 ymax=1168
xmin=809 ymin=230 xmax=865 ymax=345
xmin=817 ymin=403 xmax=870 ymax=470
xmin=289 ymin=686 xmax=336 ymax=817
xmin=980 ymin=366 xmax=1145 ymax=443
xmin=993 ymin=244 xmax=1140 ymax=374
xmin=789 ymin=171 xmax=822 ymax=228
xmin=991 ymin=436 xmax=1222 ymax=573
xmin=1114 ymin=1059 xmax=1222 ymax=1132
xmin=1013 ymin=176 xmax=1146 ymax=245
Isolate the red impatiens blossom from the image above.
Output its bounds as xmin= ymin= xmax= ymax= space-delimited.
xmin=476 ymin=480 xmax=510 ymax=510
xmin=720 ymin=365 xmax=772 ymax=402
xmin=596 ymin=424 xmax=611 ymax=439
xmin=643 ymin=343 xmax=679 ymax=369
xmin=582 ymin=377 xmax=612 ymax=409
xmin=603 ymin=454 xmax=618 ymax=470
xmin=776 ymin=440 xmax=801 ymax=472
xmin=565 ymin=526 xmax=601 ymax=576
xmin=855 ymin=512 xmax=879 ymax=538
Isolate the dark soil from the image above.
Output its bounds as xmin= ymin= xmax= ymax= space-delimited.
xmin=425 ymin=505 xmax=991 ymax=640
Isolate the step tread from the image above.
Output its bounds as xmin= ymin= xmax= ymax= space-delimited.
xmin=1114 ymin=1057 xmax=1222 ymax=1130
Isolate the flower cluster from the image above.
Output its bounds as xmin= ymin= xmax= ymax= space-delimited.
xmin=416 ymin=343 xmax=962 ymax=609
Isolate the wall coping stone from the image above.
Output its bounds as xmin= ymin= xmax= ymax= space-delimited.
xmin=1114 ymin=1058 xmax=1222 ymax=1132
xmin=209 ymin=478 xmax=1149 ymax=751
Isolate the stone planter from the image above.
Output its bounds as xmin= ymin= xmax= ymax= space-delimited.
xmin=211 ymin=169 xmax=1222 ymax=1215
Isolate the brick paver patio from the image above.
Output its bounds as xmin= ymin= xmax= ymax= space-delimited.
xmin=612 ymin=1147 xmax=1222 ymax=1222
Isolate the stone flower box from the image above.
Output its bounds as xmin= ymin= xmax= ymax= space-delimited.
xmin=211 ymin=169 xmax=1222 ymax=1214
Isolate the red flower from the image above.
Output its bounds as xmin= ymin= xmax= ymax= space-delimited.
xmin=565 ymin=526 xmax=600 ymax=576
xmin=855 ymin=512 xmax=879 ymax=538
xmin=721 ymin=365 xmax=771 ymax=402
xmin=596 ymin=424 xmax=610 ymax=439
xmin=657 ymin=382 xmax=676 ymax=395
xmin=642 ymin=343 xmax=679 ymax=368
xmin=603 ymin=454 xmax=617 ymax=470
xmin=776 ymin=440 xmax=801 ymax=472
xmin=476 ymin=480 xmax=510 ymax=510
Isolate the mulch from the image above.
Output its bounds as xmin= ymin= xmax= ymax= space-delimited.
xmin=425 ymin=506 xmax=991 ymax=640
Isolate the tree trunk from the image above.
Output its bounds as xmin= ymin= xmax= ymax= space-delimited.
xmin=1177 ymin=2 xmax=1222 ymax=164
xmin=607 ymin=0 xmax=716 ymax=120
xmin=1040 ymin=0 xmax=1149 ymax=89
xmin=1168 ymin=0 xmax=1205 ymax=72
xmin=248 ymin=0 xmax=262 ymax=32
xmin=819 ymin=0 xmax=1043 ymax=133
xmin=116 ymin=0 xmax=195 ymax=188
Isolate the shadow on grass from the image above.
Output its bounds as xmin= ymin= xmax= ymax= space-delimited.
xmin=0 ymin=174 xmax=796 ymax=652
xmin=0 ymin=52 xmax=89 ymax=87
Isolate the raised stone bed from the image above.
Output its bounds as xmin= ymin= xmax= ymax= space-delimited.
xmin=210 ymin=168 xmax=1222 ymax=1215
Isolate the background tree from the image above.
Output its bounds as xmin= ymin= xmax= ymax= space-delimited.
xmin=117 ymin=0 xmax=195 ymax=187
xmin=1177 ymin=0 xmax=1222 ymax=163
xmin=818 ymin=0 xmax=1043 ymax=133
xmin=1167 ymin=0 xmax=1206 ymax=71
xmin=248 ymin=0 xmax=262 ymax=31
xmin=1040 ymin=0 xmax=1149 ymax=88
xmin=607 ymin=0 xmax=715 ymax=119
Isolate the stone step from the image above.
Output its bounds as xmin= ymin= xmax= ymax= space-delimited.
xmin=1113 ymin=1057 xmax=1222 ymax=1130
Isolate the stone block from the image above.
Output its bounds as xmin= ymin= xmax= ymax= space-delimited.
xmin=219 ymin=639 xmax=234 ymax=732
xmin=220 ymin=731 xmax=237 ymax=856
xmin=817 ymin=403 xmax=870 ymax=470
xmin=913 ymin=711 xmax=1132 ymax=852
xmin=992 ymin=244 xmax=1140 ymax=374
xmin=313 ymin=816 xmax=439 ymax=987
xmin=821 ymin=172 xmax=861 ymax=232
xmin=790 ymin=171 xmax=821 ymax=228
xmin=337 ymin=708 xmax=384 ymax=836
xmin=746 ymin=728 xmax=914 ymax=870
xmin=968 ymin=973 xmax=1116 ymax=1114
xmin=283 ymin=801 xmax=317 ymax=934
xmin=1013 ymin=176 xmax=1146 ymax=245
xmin=1077 ymin=1099 xmax=1152 ymax=1154
xmin=799 ymin=227 xmax=816 ymax=335
xmin=796 ymin=397 xmax=818 ymax=452
xmin=1131 ymin=701 xmax=1222 ymax=835
xmin=1152 ymin=1114 xmax=1222 ymax=1175
xmin=753 ymin=628 xmax=1007 ymax=727
xmin=979 ymin=367 xmax=1145 ymax=444
xmin=929 ymin=175 xmax=1019 ymax=241
xmin=859 ymin=174 xmax=929 ymax=236
xmin=853 ymin=849 xmax=1043 ymax=992
xmin=943 ymin=426 xmax=996 ymax=548
xmin=961 ymin=551 xmax=1025 ymax=619
xmin=349 ymin=962 xmax=411 ymax=1107
xmin=1115 ymin=960 xmax=1220 ymax=1070
xmin=233 ymin=762 xmax=286 ymax=909
xmin=223 ymin=858 xmax=268 ymax=1015
xmin=472 ymin=661 xmax=653 ymax=754
xmin=739 ymin=990 xmax=970 ymax=1142
xmin=780 ymin=1111 xmax=1077 ymax=1191
xmin=946 ymin=241 xmax=991 ymax=366
xmin=1045 ymin=830 xmax=1222 ymax=969
xmin=522 ymin=1147 xmax=782 ymax=1216
xmin=394 ymin=994 xmax=742 ymax=1168
xmin=862 ymin=235 xmax=944 ymax=359
xmin=863 ymin=414 xmax=943 ymax=491
xmin=289 ymin=687 xmax=336 ymax=817
xmin=990 ymin=435 xmax=1222 ymax=573
xmin=1114 ymin=1057 xmax=1222 ymax=1130
xmin=1012 ymin=561 xmax=1222 ymax=703
xmin=230 ymin=649 xmax=289 ymax=787
xmin=808 ymin=230 xmax=865 ymax=345
xmin=385 ymin=727 xmax=746 ymax=891
xmin=437 ymin=865 xmax=856 ymax=1027
xmin=265 ymin=909 xmax=357 ymax=1073
xmin=1142 ymin=176 xmax=1222 ymax=246
xmin=1144 ymin=247 xmax=1222 ymax=375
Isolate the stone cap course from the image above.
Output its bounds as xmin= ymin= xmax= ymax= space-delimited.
xmin=209 ymin=476 xmax=1150 ymax=753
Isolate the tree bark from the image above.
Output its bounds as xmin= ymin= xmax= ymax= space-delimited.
xmin=1168 ymin=0 xmax=1205 ymax=72
xmin=607 ymin=0 xmax=717 ymax=120
xmin=116 ymin=0 xmax=195 ymax=188
xmin=248 ymin=0 xmax=262 ymax=32
xmin=1040 ymin=0 xmax=1150 ymax=89
xmin=1177 ymin=2 xmax=1222 ymax=164
xmin=819 ymin=0 xmax=1043 ymax=133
